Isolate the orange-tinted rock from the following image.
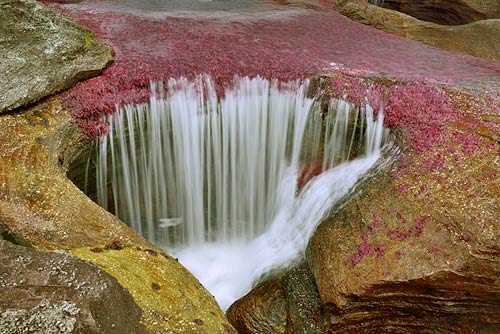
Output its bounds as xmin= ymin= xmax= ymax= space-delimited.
xmin=306 ymin=88 xmax=500 ymax=332
xmin=0 ymin=98 xmax=235 ymax=333
xmin=227 ymin=263 xmax=328 ymax=334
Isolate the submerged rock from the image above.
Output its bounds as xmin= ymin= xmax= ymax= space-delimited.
xmin=0 ymin=0 xmax=112 ymax=113
xmin=0 ymin=240 xmax=146 ymax=334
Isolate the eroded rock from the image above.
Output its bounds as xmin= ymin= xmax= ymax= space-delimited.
xmin=227 ymin=277 xmax=287 ymax=334
xmin=0 ymin=240 xmax=146 ymax=333
xmin=0 ymin=0 xmax=112 ymax=113
xmin=305 ymin=82 xmax=500 ymax=332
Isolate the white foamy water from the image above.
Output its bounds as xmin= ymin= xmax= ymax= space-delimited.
xmin=96 ymin=76 xmax=389 ymax=309
xmin=174 ymin=153 xmax=381 ymax=309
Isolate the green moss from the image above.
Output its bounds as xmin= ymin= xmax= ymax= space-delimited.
xmin=83 ymin=30 xmax=94 ymax=49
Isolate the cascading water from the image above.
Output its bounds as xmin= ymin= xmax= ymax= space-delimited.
xmin=96 ymin=76 xmax=389 ymax=309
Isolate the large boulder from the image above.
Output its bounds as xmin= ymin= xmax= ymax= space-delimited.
xmin=336 ymin=1 xmax=500 ymax=60
xmin=0 ymin=239 xmax=146 ymax=334
xmin=0 ymin=2 xmax=235 ymax=331
xmin=0 ymin=0 xmax=113 ymax=113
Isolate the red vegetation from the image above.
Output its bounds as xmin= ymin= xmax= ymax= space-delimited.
xmin=43 ymin=1 xmax=499 ymax=139
xmin=384 ymin=83 xmax=459 ymax=152
xmin=350 ymin=231 xmax=386 ymax=267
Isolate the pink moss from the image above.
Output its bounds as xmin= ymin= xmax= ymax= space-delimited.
xmin=384 ymin=83 xmax=459 ymax=152
xmin=413 ymin=216 xmax=429 ymax=236
xmin=386 ymin=215 xmax=430 ymax=241
xmin=451 ymin=132 xmax=482 ymax=156
xmin=397 ymin=183 xmax=409 ymax=193
xmin=428 ymin=244 xmax=440 ymax=254
xmin=421 ymin=153 xmax=446 ymax=172
xmin=368 ymin=219 xmax=382 ymax=230
xmin=387 ymin=228 xmax=411 ymax=241
xmin=349 ymin=231 xmax=386 ymax=266
xmin=394 ymin=250 xmax=403 ymax=260
xmin=42 ymin=1 xmax=499 ymax=138
xmin=297 ymin=163 xmax=323 ymax=188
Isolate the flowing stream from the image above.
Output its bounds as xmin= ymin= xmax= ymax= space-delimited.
xmin=96 ymin=76 xmax=389 ymax=309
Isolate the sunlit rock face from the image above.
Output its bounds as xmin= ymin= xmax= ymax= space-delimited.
xmin=0 ymin=97 xmax=235 ymax=333
xmin=382 ymin=0 xmax=500 ymax=25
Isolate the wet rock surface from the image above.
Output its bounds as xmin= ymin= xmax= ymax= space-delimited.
xmin=227 ymin=277 xmax=288 ymax=334
xmin=0 ymin=240 xmax=146 ymax=333
xmin=0 ymin=0 xmax=112 ymax=113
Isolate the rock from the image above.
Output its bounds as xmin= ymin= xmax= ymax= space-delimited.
xmin=0 ymin=239 xmax=146 ymax=334
xmin=0 ymin=98 xmax=236 ymax=333
xmin=227 ymin=262 xmax=328 ymax=334
xmin=305 ymin=79 xmax=500 ymax=332
xmin=382 ymin=0 xmax=500 ymax=25
xmin=336 ymin=1 xmax=500 ymax=60
xmin=0 ymin=0 xmax=113 ymax=113
xmin=282 ymin=263 xmax=328 ymax=334
xmin=228 ymin=75 xmax=499 ymax=333
xmin=227 ymin=277 xmax=288 ymax=334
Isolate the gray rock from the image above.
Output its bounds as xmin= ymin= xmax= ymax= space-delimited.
xmin=0 ymin=0 xmax=112 ymax=113
xmin=0 ymin=240 xmax=147 ymax=334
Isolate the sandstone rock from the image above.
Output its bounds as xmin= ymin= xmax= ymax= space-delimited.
xmin=337 ymin=1 xmax=500 ymax=60
xmin=0 ymin=98 xmax=236 ymax=333
xmin=0 ymin=0 xmax=113 ymax=113
xmin=382 ymin=0 xmax=500 ymax=25
xmin=0 ymin=239 xmax=146 ymax=333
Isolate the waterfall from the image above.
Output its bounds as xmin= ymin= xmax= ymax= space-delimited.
xmin=368 ymin=0 xmax=385 ymax=6
xmin=96 ymin=76 xmax=389 ymax=309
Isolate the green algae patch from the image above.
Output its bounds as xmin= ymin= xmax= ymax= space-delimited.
xmin=70 ymin=246 xmax=235 ymax=333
